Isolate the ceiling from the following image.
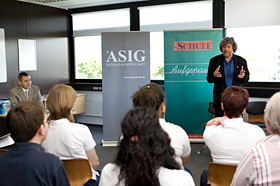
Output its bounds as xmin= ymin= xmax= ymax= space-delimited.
xmin=16 ymin=0 xmax=148 ymax=9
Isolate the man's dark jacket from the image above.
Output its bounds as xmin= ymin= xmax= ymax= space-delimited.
xmin=206 ymin=54 xmax=250 ymax=109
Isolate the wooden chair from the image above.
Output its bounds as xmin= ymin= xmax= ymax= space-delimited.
xmin=0 ymin=149 xmax=8 ymax=154
xmin=246 ymin=101 xmax=267 ymax=129
xmin=62 ymin=159 xmax=92 ymax=186
xmin=207 ymin=162 xmax=237 ymax=186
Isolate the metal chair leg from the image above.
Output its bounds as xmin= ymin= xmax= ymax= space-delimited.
xmin=198 ymin=144 xmax=207 ymax=154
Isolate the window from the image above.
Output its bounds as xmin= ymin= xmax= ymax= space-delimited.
xmin=225 ymin=0 xmax=280 ymax=82
xmin=139 ymin=1 xmax=212 ymax=80
xmin=227 ymin=25 xmax=280 ymax=82
xmin=72 ymin=9 xmax=130 ymax=80
xmin=71 ymin=1 xmax=212 ymax=81
xmin=74 ymin=36 xmax=101 ymax=79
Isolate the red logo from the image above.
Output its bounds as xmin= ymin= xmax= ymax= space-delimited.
xmin=174 ymin=41 xmax=212 ymax=51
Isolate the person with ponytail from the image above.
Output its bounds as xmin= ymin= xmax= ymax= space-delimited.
xmin=99 ymin=107 xmax=194 ymax=186
xmin=131 ymin=83 xmax=191 ymax=172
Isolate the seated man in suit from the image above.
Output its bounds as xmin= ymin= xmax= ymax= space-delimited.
xmin=231 ymin=92 xmax=280 ymax=185
xmin=200 ymin=86 xmax=266 ymax=186
xmin=9 ymin=72 xmax=43 ymax=105
xmin=0 ymin=101 xmax=70 ymax=186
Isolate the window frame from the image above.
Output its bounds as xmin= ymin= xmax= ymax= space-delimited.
xmin=68 ymin=0 xmax=211 ymax=90
xmin=68 ymin=0 xmax=280 ymax=98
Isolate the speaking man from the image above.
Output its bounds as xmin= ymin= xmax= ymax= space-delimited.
xmin=206 ymin=37 xmax=249 ymax=117
xmin=9 ymin=72 xmax=43 ymax=105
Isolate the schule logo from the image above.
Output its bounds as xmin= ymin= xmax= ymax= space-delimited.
xmin=174 ymin=41 xmax=212 ymax=51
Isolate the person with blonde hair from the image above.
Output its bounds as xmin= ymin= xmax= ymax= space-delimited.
xmin=41 ymin=84 xmax=100 ymax=186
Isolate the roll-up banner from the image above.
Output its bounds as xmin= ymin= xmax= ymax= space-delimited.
xmin=102 ymin=32 xmax=150 ymax=146
xmin=164 ymin=29 xmax=223 ymax=141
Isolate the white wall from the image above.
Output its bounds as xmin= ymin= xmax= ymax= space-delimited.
xmin=76 ymin=91 xmax=103 ymax=125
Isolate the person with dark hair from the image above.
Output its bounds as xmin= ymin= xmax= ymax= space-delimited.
xmin=41 ymin=84 xmax=100 ymax=186
xmin=99 ymin=107 xmax=195 ymax=186
xmin=200 ymin=86 xmax=265 ymax=186
xmin=131 ymin=82 xmax=191 ymax=171
xmin=0 ymin=101 xmax=70 ymax=186
xmin=207 ymin=37 xmax=250 ymax=117
xmin=231 ymin=92 xmax=280 ymax=185
xmin=9 ymin=72 xmax=43 ymax=105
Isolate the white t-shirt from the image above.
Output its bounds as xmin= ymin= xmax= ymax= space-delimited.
xmin=159 ymin=118 xmax=191 ymax=169
xmin=99 ymin=163 xmax=195 ymax=186
xmin=203 ymin=118 xmax=266 ymax=164
xmin=41 ymin=118 xmax=98 ymax=179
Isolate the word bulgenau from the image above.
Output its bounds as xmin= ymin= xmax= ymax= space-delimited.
xmin=174 ymin=41 xmax=212 ymax=51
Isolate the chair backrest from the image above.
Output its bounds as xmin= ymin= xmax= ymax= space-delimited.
xmin=207 ymin=162 xmax=237 ymax=186
xmin=246 ymin=101 xmax=267 ymax=123
xmin=0 ymin=149 xmax=8 ymax=154
xmin=62 ymin=159 xmax=92 ymax=186
xmin=208 ymin=101 xmax=215 ymax=118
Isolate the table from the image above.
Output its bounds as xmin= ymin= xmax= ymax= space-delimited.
xmin=0 ymin=93 xmax=87 ymax=118
xmin=43 ymin=93 xmax=87 ymax=115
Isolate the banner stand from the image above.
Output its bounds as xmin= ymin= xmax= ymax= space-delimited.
xmin=164 ymin=29 xmax=223 ymax=141
xmin=102 ymin=32 xmax=150 ymax=146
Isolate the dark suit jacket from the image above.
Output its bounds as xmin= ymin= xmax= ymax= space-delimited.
xmin=206 ymin=54 xmax=250 ymax=109
xmin=9 ymin=85 xmax=43 ymax=105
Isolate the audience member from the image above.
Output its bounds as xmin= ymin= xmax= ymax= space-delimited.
xmin=99 ymin=107 xmax=195 ymax=186
xmin=231 ymin=92 xmax=280 ymax=185
xmin=9 ymin=72 xmax=43 ymax=105
xmin=200 ymin=86 xmax=266 ymax=186
xmin=131 ymin=82 xmax=191 ymax=171
xmin=41 ymin=84 xmax=100 ymax=186
xmin=0 ymin=101 xmax=70 ymax=186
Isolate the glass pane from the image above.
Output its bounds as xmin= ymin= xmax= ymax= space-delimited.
xmin=140 ymin=1 xmax=212 ymax=26
xmin=72 ymin=9 xmax=130 ymax=31
xmin=74 ymin=36 xmax=102 ymax=79
xmin=150 ymin=32 xmax=164 ymax=80
xmin=227 ymin=25 xmax=280 ymax=82
xmin=140 ymin=1 xmax=212 ymax=80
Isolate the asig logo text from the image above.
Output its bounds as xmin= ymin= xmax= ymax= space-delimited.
xmin=106 ymin=50 xmax=146 ymax=62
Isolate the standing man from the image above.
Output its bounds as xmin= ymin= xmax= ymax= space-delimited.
xmin=0 ymin=101 xmax=70 ymax=186
xmin=9 ymin=72 xmax=43 ymax=105
xmin=207 ymin=37 xmax=249 ymax=117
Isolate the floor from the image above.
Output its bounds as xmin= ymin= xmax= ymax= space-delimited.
xmin=86 ymin=124 xmax=212 ymax=186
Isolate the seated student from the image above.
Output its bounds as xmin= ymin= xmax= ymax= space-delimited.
xmin=9 ymin=72 xmax=43 ymax=105
xmin=131 ymin=83 xmax=191 ymax=171
xmin=231 ymin=92 xmax=280 ymax=185
xmin=41 ymin=84 xmax=100 ymax=186
xmin=200 ymin=86 xmax=266 ymax=186
xmin=0 ymin=101 xmax=70 ymax=186
xmin=100 ymin=107 xmax=195 ymax=186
